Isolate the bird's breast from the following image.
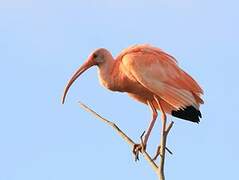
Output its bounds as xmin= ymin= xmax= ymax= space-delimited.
xmin=97 ymin=67 xmax=116 ymax=91
xmin=98 ymin=76 xmax=114 ymax=90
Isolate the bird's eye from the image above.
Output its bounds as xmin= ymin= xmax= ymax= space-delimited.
xmin=93 ymin=53 xmax=98 ymax=59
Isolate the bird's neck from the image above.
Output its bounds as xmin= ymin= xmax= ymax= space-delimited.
xmin=97 ymin=56 xmax=116 ymax=90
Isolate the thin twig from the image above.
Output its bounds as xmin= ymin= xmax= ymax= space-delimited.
xmin=165 ymin=121 xmax=174 ymax=134
xmin=78 ymin=101 xmax=158 ymax=172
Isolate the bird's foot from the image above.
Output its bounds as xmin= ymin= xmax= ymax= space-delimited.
xmin=133 ymin=144 xmax=145 ymax=161
xmin=132 ymin=131 xmax=146 ymax=161
xmin=153 ymin=145 xmax=173 ymax=161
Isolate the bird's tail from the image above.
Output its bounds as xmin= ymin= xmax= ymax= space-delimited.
xmin=171 ymin=106 xmax=202 ymax=123
xmin=153 ymin=98 xmax=202 ymax=123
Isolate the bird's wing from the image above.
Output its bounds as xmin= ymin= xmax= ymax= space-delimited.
xmin=119 ymin=44 xmax=203 ymax=110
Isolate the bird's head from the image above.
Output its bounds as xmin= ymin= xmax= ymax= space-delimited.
xmin=61 ymin=48 xmax=111 ymax=104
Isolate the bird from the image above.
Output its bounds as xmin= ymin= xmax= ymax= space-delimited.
xmin=62 ymin=44 xmax=204 ymax=158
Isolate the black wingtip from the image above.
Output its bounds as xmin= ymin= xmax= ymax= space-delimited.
xmin=171 ymin=106 xmax=202 ymax=123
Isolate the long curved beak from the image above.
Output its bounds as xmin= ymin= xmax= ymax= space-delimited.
xmin=62 ymin=60 xmax=95 ymax=104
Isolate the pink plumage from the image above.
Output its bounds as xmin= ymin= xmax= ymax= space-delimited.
xmin=62 ymin=44 xmax=204 ymax=152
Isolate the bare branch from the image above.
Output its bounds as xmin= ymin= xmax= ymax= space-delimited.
xmin=165 ymin=121 xmax=174 ymax=135
xmin=78 ymin=101 xmax=175 ymax=180
xmin=78 ymin=101 xmax=158 ymax=172
xmin=79 ymin=102 xmax=134 ymax=145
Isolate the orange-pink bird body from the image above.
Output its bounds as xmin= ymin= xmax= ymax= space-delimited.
xmin=62 ymin=44 xmax=204 ymax=149
xmin=63 ymin=44 xmax=203 ymax=121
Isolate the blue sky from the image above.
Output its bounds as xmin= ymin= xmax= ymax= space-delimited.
xmin=1 ymin=0 xmax=239 ymax=179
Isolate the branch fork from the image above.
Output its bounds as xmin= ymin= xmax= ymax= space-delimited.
xmin=79 ymin=102 xmax=174 ymax=180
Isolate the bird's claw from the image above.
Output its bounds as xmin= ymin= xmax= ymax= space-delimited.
xmin=132 ymin=131 xmax=146 ymax=161
xmin=153 ymin=145 xmax=173 ymax=161
xmin=133 ymin=144 xmax=143 ymax=161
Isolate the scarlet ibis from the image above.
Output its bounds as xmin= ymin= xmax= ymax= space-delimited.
xmin=62 ymin=44 xmax=204 ymax=155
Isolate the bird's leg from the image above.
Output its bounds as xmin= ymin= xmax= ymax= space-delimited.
xmin=133 ymin=100 xmax=158 ymax=161
xmin=159 ymin=100 xmax=167 ymax=171
xmin=153 ymin=117 xmax=174 ymax=161
xmin=153 ymin=96 xmax=174 ymax=179
xmin=152 ymin=97 xmax=167 ymax=179
xmin=143 ymin=100 xmax=158 ymax=147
